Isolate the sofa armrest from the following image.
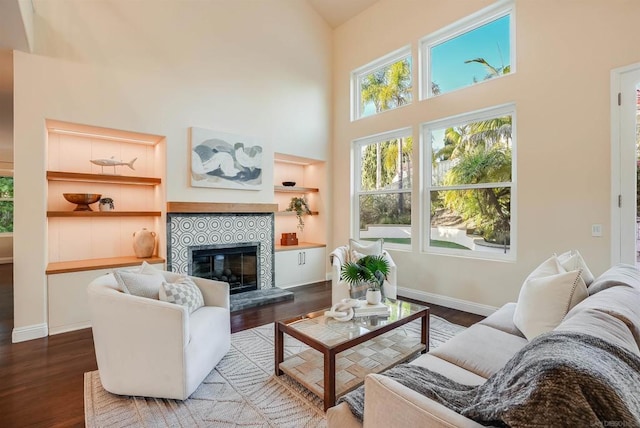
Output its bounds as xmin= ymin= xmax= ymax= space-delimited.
xmin=192 ymin=276 xmax=230 ymax=309
xmin=362 ymin=374 xmax=485 ymax=428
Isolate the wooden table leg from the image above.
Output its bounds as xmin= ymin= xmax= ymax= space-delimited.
xmin=275 ymin=322 xmax=284 ymax=376
xmin=421 ymin=311 xmax=430 ymax=353
xmin=323 ymin=349 xmax=336 ymax=411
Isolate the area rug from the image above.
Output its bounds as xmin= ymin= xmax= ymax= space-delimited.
xmin=85 ymin=315 xmax=465 ymax=427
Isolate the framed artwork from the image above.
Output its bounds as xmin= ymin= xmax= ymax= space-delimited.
xmin=190 ymin=127 xmax=263 ymax=190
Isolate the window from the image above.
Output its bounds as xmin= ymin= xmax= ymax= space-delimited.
xmin=0 ymin=176 xmax=13 ymax=234
xmin=423 ymin=104 xmax=515 ymax=259
xmin=351 ymin=46 xmax=412 ymax=121
xmin=353 ymin=128 xmax=413 ymax=247
xmin=420 ymin=0 xmax=514 ymax=98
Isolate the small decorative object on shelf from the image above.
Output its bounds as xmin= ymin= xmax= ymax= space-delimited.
xmin=282 ymin=181 xmax=296 ymax=187
xmin=280 ymin=232 xmax=298 ymax=246
xmin=90 ymin=156 xmax=137 ymax=174
xmin=98 ymin=197 xmax=115 ymax=211
xmin=63 ymin=193 xmax=102 ymax=211
xmin=286 ymin=196 xmax=311 ymax=232
xmin=133 ymin=228 xmax=156 ymax=258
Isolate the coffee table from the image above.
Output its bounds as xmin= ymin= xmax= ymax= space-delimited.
xmin=275 ymin=298 xmax=429 ymax=411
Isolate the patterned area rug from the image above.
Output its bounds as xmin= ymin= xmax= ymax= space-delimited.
xmin=84 ymin=315 xmax=465 ymax=427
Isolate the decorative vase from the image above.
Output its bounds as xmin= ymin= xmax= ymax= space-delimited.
xmin=133 ymin=228 xmax=156 ymax=258
xmin=98 ymin=197 xmax=114 ymax=211
xmin=366 ymin=288 xmax=382 ymax=305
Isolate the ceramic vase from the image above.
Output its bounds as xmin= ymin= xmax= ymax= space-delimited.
xmin=133 ymin=228 xmax=156 ymax=258
xmin=98 ymin=198 xmax=114 ymax=211
xmin=366 ymin=288 xmax=382 ymax=305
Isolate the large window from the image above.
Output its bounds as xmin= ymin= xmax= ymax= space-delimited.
xmin=0 ymin=176 xmax=13 ymax=233
xmin=423 ymin=104 xmax=515 ymax=259
xmin=351 ymin=46 xmax=412 ymax=121
xmin=420 ymin=0 xmax=514 ymax=98
xmin=354 ymin=129 xmax=412 ymax=247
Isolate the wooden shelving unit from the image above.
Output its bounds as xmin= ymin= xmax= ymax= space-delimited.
xmin=47 ymin=171 xmax=161 ymax=186
xmin=46 ymin=256 xmax=166 ymax=274
xmin=47 ymin=211 xmax=162 ymax=217
xmin=274 ymin=185 xmax=319 ymax=193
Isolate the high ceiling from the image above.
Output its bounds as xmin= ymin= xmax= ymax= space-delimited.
xmin=307 ymin=0 xmax=379 ymax=28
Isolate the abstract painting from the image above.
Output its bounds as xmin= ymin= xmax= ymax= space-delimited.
xmin=190 ymin=127 xmax=263 ymax=190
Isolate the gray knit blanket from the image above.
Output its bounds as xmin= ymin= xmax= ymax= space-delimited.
xmin=338 ymin=331 xmax=640 ymax=427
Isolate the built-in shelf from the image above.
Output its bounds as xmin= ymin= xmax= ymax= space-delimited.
xmin=274 ymin=185 xmax=319 ymax=193
xmin=47 ymin=211 xmax=162 ymax=217
xmin=46 ymin=256 xmax=166 ymax=274
xmin=275 ymin=242 xmax=326 ymax=252
xmin=47 ymin=171 xmax=161 ymax=185
xmin=275 ymin=211 xmax=319 ymax=216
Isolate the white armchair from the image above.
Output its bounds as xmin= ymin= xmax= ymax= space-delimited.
xmin=87 ymin=270 xmax=231 ymax=400
xmin=329 ymin=245 xmax=397 ymax=305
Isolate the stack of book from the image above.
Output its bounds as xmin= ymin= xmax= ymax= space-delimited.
xmin=353 ymin=301 xmax=390 ymax=317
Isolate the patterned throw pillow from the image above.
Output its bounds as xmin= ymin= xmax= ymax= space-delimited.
xmin=159 ymin=276 xmax=205 ymax=314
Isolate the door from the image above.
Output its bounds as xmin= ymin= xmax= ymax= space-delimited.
xmin=612 ymin=64 xmax=640 ymax=264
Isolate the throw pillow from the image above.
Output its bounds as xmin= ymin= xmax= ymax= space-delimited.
xmin=588 ymin=263 xmax=640 ymax=295
xmin=348 ymin=238 xmax=383 ymax=262
xmin=113 ymin=268 xmax=165 ymax=299
xmin=513 ymin=269 xmax=587 ymax=340
xmin=159 ymin=276 xmax=205 ymax=314
xmin=556 ymin=250 xmax=595 ymax=286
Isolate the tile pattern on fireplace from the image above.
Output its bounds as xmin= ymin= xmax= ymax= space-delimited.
xmin=167 ymin=213 xmax=274 ymax=290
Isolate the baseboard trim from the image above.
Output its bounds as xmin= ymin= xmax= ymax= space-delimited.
xmin=12 ymin=323 xmax=48 ymax=343
xmin=397 ymin=287 xmax=498 ymax=317
xmin=48 ymin=321 xmax=91 ymax=336
xmin=0 ymin=257 xmax=13 ymax=264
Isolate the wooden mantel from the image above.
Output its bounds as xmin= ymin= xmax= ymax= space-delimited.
xmin=167 ymin=202 xmax=278 ymax=213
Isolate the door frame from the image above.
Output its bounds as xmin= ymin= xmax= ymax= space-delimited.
xmin=611 ymin=62 xmax=640 ymax=264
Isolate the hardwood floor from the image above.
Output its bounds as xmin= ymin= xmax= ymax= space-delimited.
xmin=0 ymin=264 xmax=484 ymax=427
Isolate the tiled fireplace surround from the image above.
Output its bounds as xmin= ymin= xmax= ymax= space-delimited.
xmin=166 ymin=202 xmax=293 ymax=310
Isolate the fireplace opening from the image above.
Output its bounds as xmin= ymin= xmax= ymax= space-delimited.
xmin=189 ymin=243 xmax=259 ymax=295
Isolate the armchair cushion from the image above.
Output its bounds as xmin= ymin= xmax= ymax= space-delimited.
xmin=349 ymin=238 xmax=383 ymax=262
xmin=113 ymin=269 xmax=165 ymax=299
xmin=160 ymin=276 xmax=205 ymax=314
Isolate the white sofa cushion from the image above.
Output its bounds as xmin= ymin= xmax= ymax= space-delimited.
xmin=588 ymin=263 xmax=640 ymax=295
xmin=513 ymin=256 xmax=588 ymax=340
xmin=430 ymin=324 xmax=528 ymax=378
xmin=160 ymin=276 xmax=205 ymax=314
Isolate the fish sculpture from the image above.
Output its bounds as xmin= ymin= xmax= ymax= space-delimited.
xmin=90 ymin=157 xmax=137 ymax=173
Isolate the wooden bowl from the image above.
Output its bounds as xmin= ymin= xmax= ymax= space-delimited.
xmin=63 ymin=193 xmax=102 ymax=211
xmin=282 ymin=181 xmax=296 ymax=187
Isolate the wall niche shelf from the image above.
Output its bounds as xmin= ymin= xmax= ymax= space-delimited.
xmin=47 ymin=211 xmax=162 ymax=218
xmin=46 ymin=256 xmax=166 ymax=274
xmin=274 ymin=185 xmax=319 ymax=193
xmin=275 ymin=210 xmax=319 ymax=216
xmin=47 ymin=171 xmax=161 ymax=185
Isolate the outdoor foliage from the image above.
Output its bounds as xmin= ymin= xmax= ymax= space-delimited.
xmin=0 ymin=177 xmax=13 ymax=233
xmin=433 ymin=115 xmax=512 ymax=244
xmin=361 ymin=58 xmax=412 ymax=114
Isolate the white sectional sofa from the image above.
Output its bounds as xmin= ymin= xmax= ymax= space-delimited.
xmin=327 ymin=262 xmax=640 ymax=427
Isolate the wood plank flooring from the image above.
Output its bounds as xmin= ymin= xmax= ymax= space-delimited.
xmin=0 ymin=264 xmax=484 ymax=427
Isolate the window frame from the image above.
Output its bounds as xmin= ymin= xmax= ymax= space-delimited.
xmin=351 ymin=45 xmax=413 ymax=121
xmin=352 ymin=127 xmax=413 ymax=250
xmin=421 ymin=103 xmax=517 ymax=261
xmin=0 ymin=171 xmax=14 ymax=237
xmin=419 ymin=0 xmax=515 ymax=100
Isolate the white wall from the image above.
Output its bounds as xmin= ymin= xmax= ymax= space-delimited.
xmin=13 ymin=0 xmax=332 ymax=341
xmin=332 ymin=0 xmax=640 ymax=312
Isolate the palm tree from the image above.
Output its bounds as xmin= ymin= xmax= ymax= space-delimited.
xmin=361 ymin=58 xmax=412 ymax=114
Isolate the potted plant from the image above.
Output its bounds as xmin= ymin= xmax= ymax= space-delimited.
xmin=286 ymin=196 xmax=312 ymax=232
xmin=340 ymin=254 xmax=390 ymax=304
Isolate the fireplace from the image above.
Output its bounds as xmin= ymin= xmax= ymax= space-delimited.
xmin=189 ymin=243 xmax=259 ymax=295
